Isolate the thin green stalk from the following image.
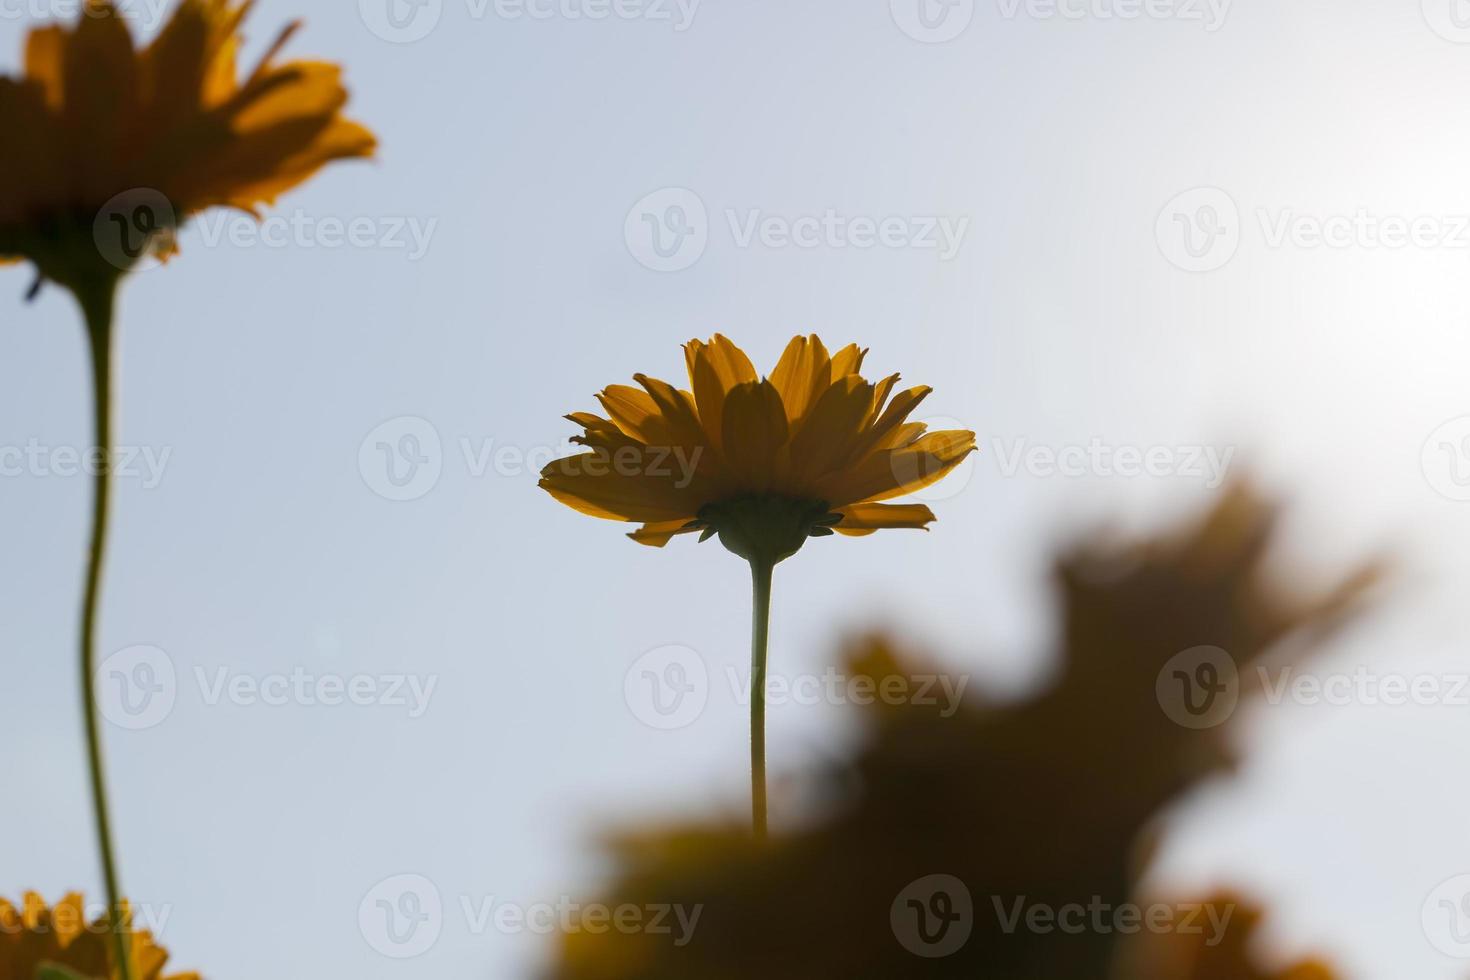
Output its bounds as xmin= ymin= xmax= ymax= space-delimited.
xmin=748 ymin=557 xmax=773 ymax=842
xmin=77 ymin=279 xmax=135 ymax=980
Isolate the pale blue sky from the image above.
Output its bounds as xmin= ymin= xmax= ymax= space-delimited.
xmin=5 ymin=0 xmax=1470 ymax=976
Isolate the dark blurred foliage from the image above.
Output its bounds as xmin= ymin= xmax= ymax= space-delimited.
xmin=1118 ymin=893 xmax=1335 ymax=980
xmin=544 ymin=486 xmax=1380 ymax=979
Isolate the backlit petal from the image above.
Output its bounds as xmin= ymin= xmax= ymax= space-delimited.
xmin=540 ymin=454 xmax=702 ymax=523
xmin=790 ymin=376 xmax=874 ymax=484
xmin=829 ymin=343 xmax=867 ymax=380
xmin=832 ymin=502 xmax=937 ymax=535
xmin=628 ymin=519 xmax=702 ymax=547
xmin=770 ymin=334 xmax=831 ymax=428
xmin=819 ymin=429 xmax=976 ymax=506
xmin=721 ymin=380 xmax=789 ymax=493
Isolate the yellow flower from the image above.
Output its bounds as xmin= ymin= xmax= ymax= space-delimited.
xmin=0 ymin=893 xmax=197 ymax=980
xmin=0 ymin=0 xmax=375 ymax=290
xmin=540 ymin=334 xmax=976 ymax=560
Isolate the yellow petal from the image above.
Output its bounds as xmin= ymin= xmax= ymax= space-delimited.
xmin=0 ymin=79 xmax=62 ymax=224
xmin=770 ymin=334 xmax=831 ymax=428
xmin=539 ymin=454 xmax=701 ymax=523
xmin=52 ymin=892 xmax=87 ymax=944
xmin=633 ymin=373 xmax=706 ymax=452
xmin=820 ymin=429 xmax=976 ymax=506
xmin=845 ymin=384 xmax=931 ymax=466
xmin=596 ymin=385 xmax=671 ymax=444
xmin=865 ymin=372 xmax=899 ymax=425
xmin=721 ymin=379 xmax=789 ymax=493
xmin=628 ymin=519 xmax=700 ymax=547
xmin=141 ymin=0 xmax=254 ymax=138
xmin=24 ymin=26 xmax=64 ymax=109
xmin=833 ymin=501 xmax=937 ymax=535
xmin=685 ymin=334 xmax=757 ymax=452
xmin=829 ymin=342 xmax=867 ymax=380
xmin=60 ymin=0 xmax=139 ymax=193
xmin=789 ymin=376 xmax=874 ymax=483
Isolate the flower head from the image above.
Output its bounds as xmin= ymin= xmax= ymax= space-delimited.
xmin=540 ymin=334 xmax=976 ymax=562
xmin=0 ymin=893 xmax=198 ymax=980
xmin=0 ymin=0 xmax=375 ymax=290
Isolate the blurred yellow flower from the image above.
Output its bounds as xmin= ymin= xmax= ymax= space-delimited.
xmin=0 ymin=6 xmax=373 ymax=980
xmin=541 ymin=334 xmax=976 ymax=556
xmin=0 ymin=0 xmax=375 ymax=289
xmin=0 ymin=893 xmax=197 ymax=980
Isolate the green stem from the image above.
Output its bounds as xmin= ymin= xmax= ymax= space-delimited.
xmin=76 ymin=279 xmax=135 ymax=980
xmin=748 ymin=557 xmax=774 ymax=842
